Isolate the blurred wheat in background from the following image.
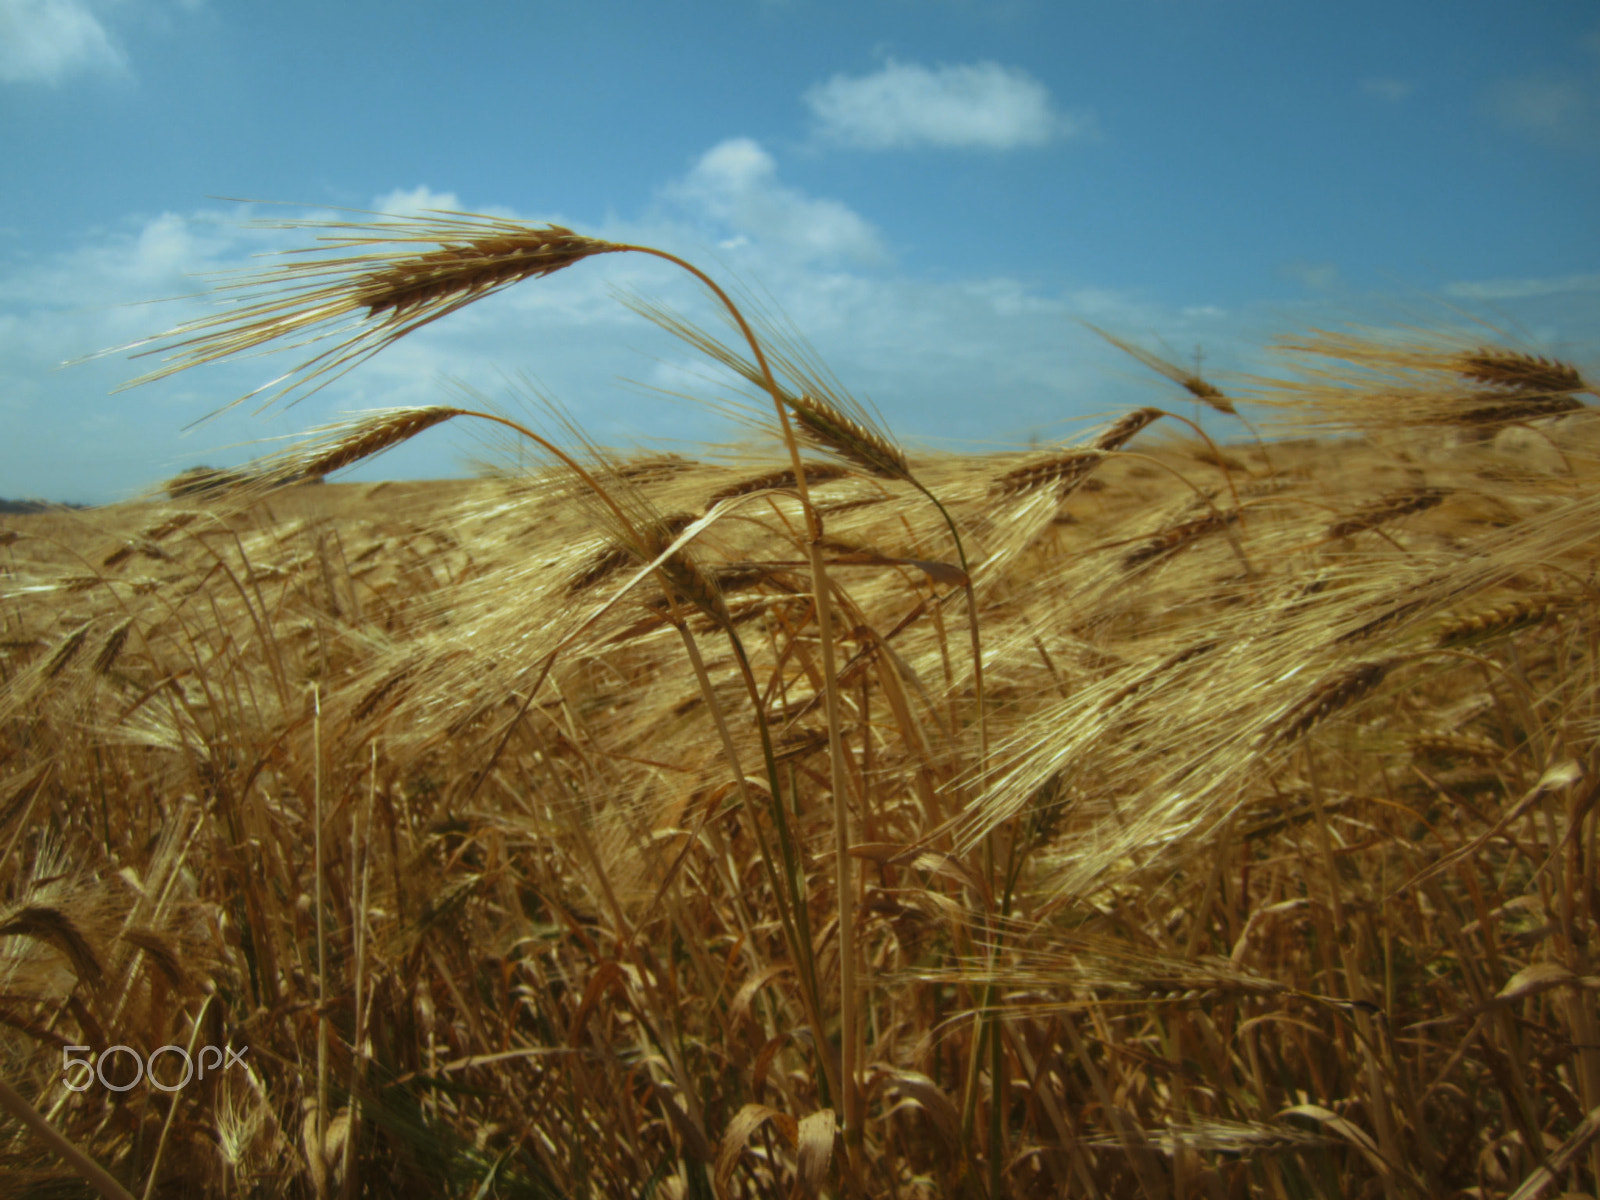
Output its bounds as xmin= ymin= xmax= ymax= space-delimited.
xmin=2 ymin=208 xmax=1598 ymax=1199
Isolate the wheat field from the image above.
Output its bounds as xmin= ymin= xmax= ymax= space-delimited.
xmin=1 ymin=211 xmax=1598 ymax=1198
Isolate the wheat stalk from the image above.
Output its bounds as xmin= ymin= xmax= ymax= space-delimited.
xmin=0 ymin=1075 xmax=135 ymax=1200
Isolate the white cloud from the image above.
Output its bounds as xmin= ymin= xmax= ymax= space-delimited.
xmin=804 ymin=58 xmax=1092 ymax=150
xmin=1360 ymin=78 xmax=1415 ymax=102
xmin=370 ymin=186 xmax=469 ymax=217
xmin=0 ymin=0 xmax=127 ymax=83
xmin=664 ymin=137 xmax=886 ymax=263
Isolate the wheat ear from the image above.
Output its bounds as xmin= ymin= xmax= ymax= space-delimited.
xmin=1084 ymin=322 xmax=1239 ymax=415
xmin=1455 ymin=348 xmax=1589 ymax=395
xmin=1326 ymin=487 xmax=1449 ymax=539
xmin=111 ymin=211 xmax=621 ymax=415
xmin=993 ymin=407 xmax=1167 ymax=498
xmin=1267 ymin=660 xmax=1392 ymax=746
xmin=787 ymin=393 xmax=912 ymax=481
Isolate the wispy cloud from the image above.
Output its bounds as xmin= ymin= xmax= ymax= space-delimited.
xmin=1280 ymin=260 xmax=1342 ymax=292
xmin=0 ymin=0 xmax=128 ymax=84
xmin=1485 ymin=74 xmax=1598 ymax=147
xmin=804 ymin=58 xmax=1093 ymax=150
xmin=1360 ymin=78 xmax=1415 ymax=102
xmin=1442 ymin=272 xmax=1600 ymax=301
xmin=663 ymin=137 xmax=886 ymax=263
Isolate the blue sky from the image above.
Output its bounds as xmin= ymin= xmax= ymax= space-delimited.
xmin=2 ymin=0 xmax=1597 ymax=503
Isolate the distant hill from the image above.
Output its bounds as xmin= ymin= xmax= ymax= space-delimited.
xmin=0 ymin=499 xmax=88 ymax=514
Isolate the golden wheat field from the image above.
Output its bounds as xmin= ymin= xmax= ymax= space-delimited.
xmin=2 ymin=211 xmax=1599 ymax=1199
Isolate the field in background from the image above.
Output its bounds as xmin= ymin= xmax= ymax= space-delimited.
xmin=2 ymin=325 xmax=1599 ymax=1199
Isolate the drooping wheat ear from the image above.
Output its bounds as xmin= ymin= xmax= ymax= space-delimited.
xmin=1326 ymin=487 xmax=1450 ymax=539
xmin=1085 ymin=323 xmax=1239 ymax=415
xmin=1094 ymin=406 xmax=1167 ymax=451
xmin=610 ymin=455 xmax=697 ymax=483
xmin=993 ymin=407 xmax=1164 ymax=498
xmin=296 ymin=407 xmax=464 ymax=479
xmin=92 ymin=618 xmax=134 ymax=676
xmin=358 ymin=227 xmax=610 ymax=317
xmin=1408 ymin=732 xmax=1507 ymax=762
xmin=639 ymin=516 xmax=733 ymax=630
xmin=567 ymin=544 xmax=637 ymax=594
xmin=654 ymin=552 xmax=733 ymax=630
xmin=351 ymin=660 xmax=419 ymax=722
xmin=1457 ymin=394 xmax=1586 ymax=426
xmin=1267 ymin=660 xmax=1391 ymax=746
xmin=1434 ymin=598 xmax=1555 ymax=648
xmin=1099 ymin=638 xmax=1222 ymax=711
xmin=706 ymin=463 xmax=850 ymax=505
xmin=1336 ymin=592 xmax=1436 ymax=644
xmin=1122 ymin=509 xmax=1238 ymax=569
xmin=618 ymin=292 xmax=912 ymax=483
xmin=113 ymin=211 xmax=622 ymax=413
xmin=570 ymin=513 xmax=697 ymax=595
xmin=789 ymin=393 xmax=912 ymax=481
xmin=992 ymin=450 xmax=1103 ymax=498
xmin=42 ymin=622 xmax=92 ymax=679
xmin=0 ymin=905 xmax=103 ymax=984
xmin=1455 ymin=348 xmax=1588 ymax=395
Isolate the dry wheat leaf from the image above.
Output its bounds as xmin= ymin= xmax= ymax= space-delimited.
xmin=730 ymin=963 xmax=793 ymax=1027
xmin=1494 ymin=961 xmax=1578 ymax=1004
xmin=794 ymin=1109 xmax=837 ymax=1196
xmin=715 ymin=1103 xmax=798 ymax=1196
xmin=1506 ymin=1104 xmax=1600 ymax=1200
xmin=1278 ymin=1105 xmax=1395 ymax=1181
xmin=876 ymin=1068 xmax=961 ymax=1143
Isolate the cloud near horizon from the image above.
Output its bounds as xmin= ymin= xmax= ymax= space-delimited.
xmin=11 ymin=137 xmax=1590 ymax=506
xmin=804 ymin=58 xmax=1092 ymax=150
xmin=0 ymin=156 xmax=1191 ymax=502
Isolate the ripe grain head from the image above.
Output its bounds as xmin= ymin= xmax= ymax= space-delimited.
xmin=113 ymin=210 xmax=622 ymax=414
